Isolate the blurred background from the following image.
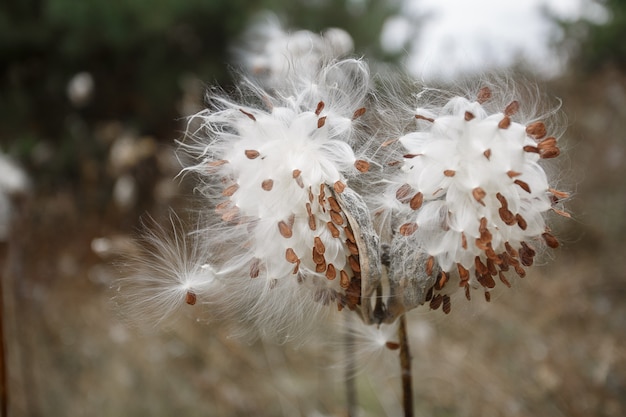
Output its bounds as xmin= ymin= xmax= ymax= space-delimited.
xmin=1 ymin=0 xmax=625 ymax=416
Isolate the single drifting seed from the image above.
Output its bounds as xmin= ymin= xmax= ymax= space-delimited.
xmin=354 ymin=159 xmax=370 ymax=173
xmin=245 ymin=149 xmax=260 ymax=159
xmin=239 ymin=109 xmax=256 ymax=121
xmin=352 ymin=107 xmax=367 ymax=120
xmin=278 ymin=220 xmax=293 ymax=238
xmin=526 ymin=121 xmax=547 ymax=139
xmin=399 ymin=222 xmax=418 ymax=236
xmin=261 ymin=179 xmax=274 ymax=191
xmin=315 ymin=101 xmax=325 ymax=116
xmin=185 ymin=291 xmax=197 ymax=306
xmin=317 ymin=116 xmax=327 ymax=128
xmin=477 ymin=86 xmax=492 ymax=104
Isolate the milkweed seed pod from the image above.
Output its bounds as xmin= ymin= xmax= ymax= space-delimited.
xmin=380 ymin=82 xmax=569 ymax=318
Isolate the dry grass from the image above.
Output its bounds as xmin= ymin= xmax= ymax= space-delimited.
xmin=2 ymin=69 xmax=626 ymax=416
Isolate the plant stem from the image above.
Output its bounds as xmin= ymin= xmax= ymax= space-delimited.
xmin=345 ymin=313 xmax=357 ymax=417
xmin=398 ymin=314 xmax=413 ymax=417
xmin=0 ymin=243 xmax=8 ymax=417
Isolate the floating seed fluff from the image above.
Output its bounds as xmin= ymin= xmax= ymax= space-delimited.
xmin=389 ymin=87 xmax=568 ymax=311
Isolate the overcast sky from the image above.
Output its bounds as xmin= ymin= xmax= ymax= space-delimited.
xmin=380 ymin=0 xmax=608 ymax=81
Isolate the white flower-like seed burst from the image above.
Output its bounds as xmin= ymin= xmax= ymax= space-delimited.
xmin=388 ymin=87 xmax=568 ymax=311
xmin=181 ymin=59 xmax=372 ymax=323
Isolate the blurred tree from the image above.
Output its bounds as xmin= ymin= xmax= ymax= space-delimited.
xmin=0 ymin=0 xmax=406 ymax=187
xmin=553 ymin=0 xmax=626 ymax=73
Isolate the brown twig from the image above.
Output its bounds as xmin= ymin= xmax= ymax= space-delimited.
xmin=398 ymin=314 xmax=413 ymax=417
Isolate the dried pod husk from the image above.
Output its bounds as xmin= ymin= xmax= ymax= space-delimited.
xmin=330 ymin=186 xmax=382 ymax=324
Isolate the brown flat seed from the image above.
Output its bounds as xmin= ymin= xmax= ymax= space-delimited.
xmin=278 ymin=220 xmax=293 ymax=238
xmin=185 ymin=291 xmax=197 ymax=306
xmin=340 ymin=270 xmax=350 ymax=289
xmin=549 ymin=188 xmax=570 ymax=199
xmin=523 ymin=145 xmax=540 ymax=154
xmin=293 ymin=259 xmax=301 ymax=274
xmin=408 ymin=192 xmax=424 ymax=210
xmin=543 ymin=232 xmax=559 ymax=248
xmin=484 ymin=291 xmax=491 ymax=302
xmin=475 ymin=256 xmax=489 ymax=276
xmin=496 ymin=192 xmax=508 ymax=207
xmin=386 ymin=342 xmax=401 ymax=350
xmin=514 ymin=264 xmax=526 ymax=277
xmin=425 ymin=286 xmax=434 ymax=302
xmin=399 ymin=222 xmax=418 ymax=236
xmin=261 ymin=179 xmax=274 ymax=191
xmin=286 ymin=248 xmax=299 ymax=263
xmin=209 ymin=159 xmax=228 ymax=167
xmin=396 ymin=183 xmax=412 ymax=202
xmin=315 ymin=101 xmax=325 ymax=116
xmin=330 ymin=210 xmax=344 ymax=225
xmin=326 ymin=222 xmax=340 ymax=238
xmin=526 ymin=121 xmax=547 ymax=140
xmin=328 ymin=196 xmax=341 ymax=212
xmin=477 ymin=273 xmax=496 ymax=289
xmin=344 ymin=226 xmax=355 ymax=243
xmin=314 ymin=236 xmax=326 ymax=254
xmin=516 ymin=214 xmax=528 ymax=230
xmin=352 ymin=107 xmax=367 ymax=120
xmin=415 ymin=114 xmax=435 ymax=123
xmin=250 ymin=258 xmax=260 ymax=278
xmin=552 ymin=207 xmax=571 ymax=218
xmin=221 ymin=207 xmax=240 ymax=223
xmin=222 ymin=184 xmax=239 ymax=197
xmin=464 ymin=284 xmax=471 ymax=300
xmin=326 ymin=263 xmax=337 ymax=280
xmin=483 ymin=149 xmax=492 ymax=160
xmin=318 ymin=116 xmax=327 ymax=128
xmin=245 ymin=149 xmax=260 ymax=159
xmin=472 ymin=187 xmax=487 ymax=206
xmin=504 ymin=100 xmax=520 ymax=116
xmin=499 ymin=207 xmax=516 ymax=225
xmin=465 ymin=111 xmax=475 ymax=121
xmin=538 ymin=136 xmax=557 ymax=149
xmin=316 ymin=262 xmax=327 ymax=273
xmin=442 ymin=294 xmax=451 ymax=314
xmin=426 ymin=256 xmax=435 ymax=276
xmin=458 ymin=263 xmax=469 ymax=281
xmin=312 ymin=247 xmax=325 ymax=264
xmin=498 ymin=115 xmax=511 ymax=129
xmin=477 ymin=86 xmax=492 ymax=104
xmin=239 ymin=109 xmax=256 ymax=121
xmin=514 ymin=179 xmax=531 ymax=193
xmin=349 ymin=255 xmax=361 ymax=272
xmin=505 ymin=242 xmax=518 ymax=258
xmin=308 ymin=187 xmax=314 ymax=202
xmin=461 ymin=232 xmax=468 ymax=249
xmin=444 ymin=169 xmax=456 ymax=177
xmin=499 ymin=271 xmax=512 ymax=288
xmin=487 ymin=258 xmax=498 ymax=276
xmin=439 ymin=271 xmax=449 ymax=289
xmin=403 ymin=153 xmax=421 ymax=159
xmin=541 ymin=147 xmax=560 ymax=159
xmin=333 ymin=181 xmax=346 ymax=193
xmin=346 ymin=239 xmax=359 ymax=255
xmin=430 ymin=294 xmax=443 ymax=310
xmin=382 ymin=138 xmax=398 ymax=147
xmin=507 ymin=170 xmax=522 ymax=178
xmin=354 ymin=159 xmax=370 ymax=172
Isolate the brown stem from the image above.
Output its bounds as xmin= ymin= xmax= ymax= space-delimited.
xmin=345 ymin=314 xmax=357 ymax=417
xmin=0 ymin=242 xmax=7 ymax=417
xmin=398 ymin=314 xmax=413 ymax=417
